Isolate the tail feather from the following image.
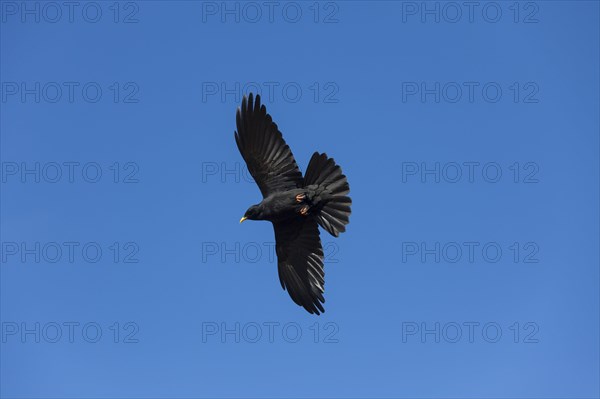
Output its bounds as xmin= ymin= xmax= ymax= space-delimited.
xmin=304 ymin=152 xmax=351 ymax=237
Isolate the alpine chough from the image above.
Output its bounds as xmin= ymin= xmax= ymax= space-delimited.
xmin=235 ymin=93 xmax=352 ymax=314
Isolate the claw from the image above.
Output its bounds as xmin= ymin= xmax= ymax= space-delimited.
xmin=300 ymin=205 xmax=309 ymax=216
xmin=295 ymin=193 xmax=306 ymax=203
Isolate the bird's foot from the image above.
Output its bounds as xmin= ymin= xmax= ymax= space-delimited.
xmin=295 ymin=193 xmax=306 ymax=203
xmin=299 ymin=205 xmax=309 ymax=216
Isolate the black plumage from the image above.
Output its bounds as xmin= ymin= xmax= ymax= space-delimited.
xmin=235 ymin=93 xmax=351 ymax=314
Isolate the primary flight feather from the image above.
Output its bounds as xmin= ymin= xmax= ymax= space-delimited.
xmin=235 ymin=93 xmax=351 ymax=314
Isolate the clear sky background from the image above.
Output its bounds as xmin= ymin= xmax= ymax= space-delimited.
xmin=1 ymin=1 xmax=599 ymax=398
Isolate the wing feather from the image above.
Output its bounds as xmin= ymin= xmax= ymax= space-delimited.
xmin=234 ymin=93 xmax=303 ymax=197
xmin=274 ymin=218 xmax=325 ymax=314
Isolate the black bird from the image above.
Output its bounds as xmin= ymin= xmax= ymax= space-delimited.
xmin=235 ymin=93 xmax=351 ymax=314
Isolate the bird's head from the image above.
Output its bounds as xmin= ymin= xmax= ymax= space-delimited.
xmin=240 ymin=204 xmax=263 ymax=223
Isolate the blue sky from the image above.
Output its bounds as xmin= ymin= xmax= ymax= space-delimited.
xmin=1 ymin=1 xmax=599 ymax=398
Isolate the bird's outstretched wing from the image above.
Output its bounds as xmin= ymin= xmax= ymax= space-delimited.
xmin=274 ymin=218 xmax=325 ymax=314
xmin=235 ymin=93 xmax=303 ymax=198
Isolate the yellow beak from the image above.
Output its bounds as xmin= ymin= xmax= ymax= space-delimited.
xmin=239 ymin=216 xmax=247 ymax=224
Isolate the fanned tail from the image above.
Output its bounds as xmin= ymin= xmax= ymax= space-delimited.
xmin=303 ymin=152 xmax=352 ymax=237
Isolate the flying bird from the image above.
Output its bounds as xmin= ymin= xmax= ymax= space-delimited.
xmin=235 ymin=93 xmax=351 ymax=314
